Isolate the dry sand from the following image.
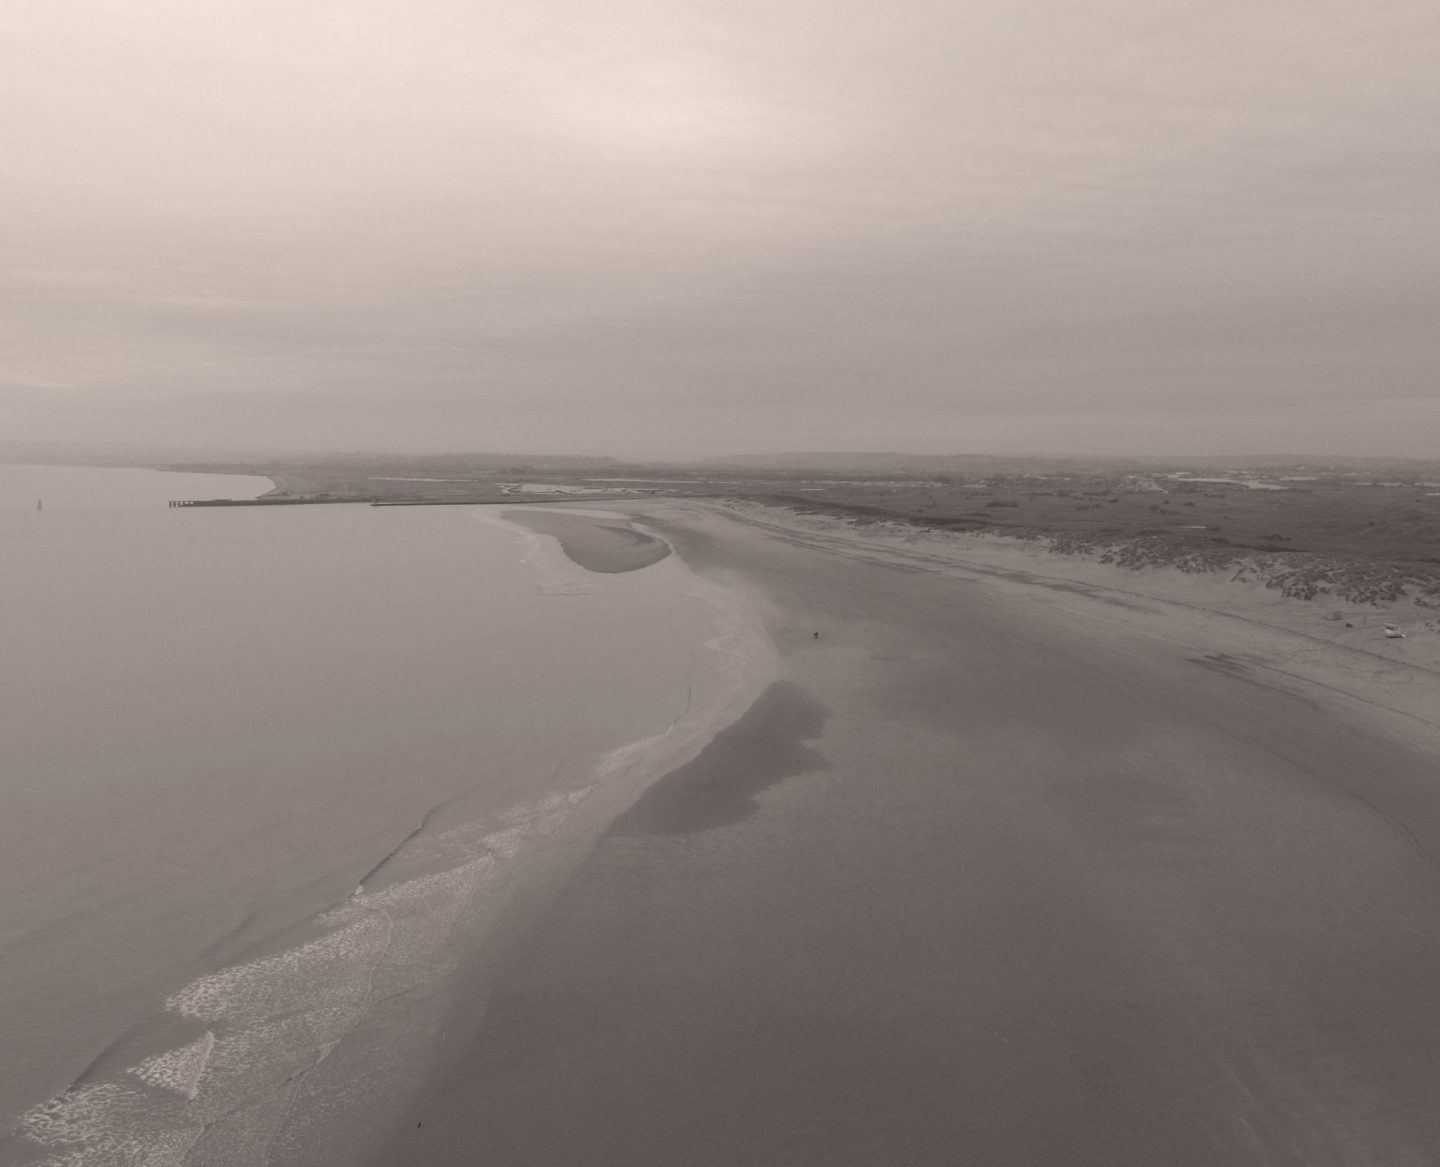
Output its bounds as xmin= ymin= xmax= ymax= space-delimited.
xmin=384 ymin=499 xmax=1440 ymax=1167
xmin=713 ymin=499 xmax=1440 ymax=744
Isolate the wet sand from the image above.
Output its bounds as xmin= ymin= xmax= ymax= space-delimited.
xmin=385 ymin=500 xmax=1440 ymax=1167
xmin=503 ymin=509 xmax=672 ymax=573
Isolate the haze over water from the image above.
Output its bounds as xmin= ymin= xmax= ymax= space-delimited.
xmin=0 ymin=465 xmax=765 ymax=1164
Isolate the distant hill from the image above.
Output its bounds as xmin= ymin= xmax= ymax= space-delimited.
xmin=0 ymin=440 xmax=299 ymax=467
xmin=8 ymin=441 xmax=1434 ymax=480
xmin=702 ymin=451 xmax=1440 ymax=477
xmin=302 ymin=451 xmax=626 ymax=472
xmin=1161 ymin=454 xmax=1440 ymax=474
xmin=703 ymin=452 xmax=1148 ymax=475
xmin=0 ymin=443 xmax=626 ymax=474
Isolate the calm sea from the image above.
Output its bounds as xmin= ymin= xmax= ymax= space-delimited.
xmin=0 ymin=465 xmax=772 ymax=1166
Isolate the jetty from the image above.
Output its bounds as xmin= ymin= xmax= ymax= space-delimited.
xmin=172 ymin=491 xmax=683 ymax=508
xmin=369 ymin=494 xmax=647 ymax=506
xmin=169 ymin=497 xmax=369 ymax=508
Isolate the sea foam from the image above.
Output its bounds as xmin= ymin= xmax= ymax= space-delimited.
xmin=20 ymin=1081 xmax=203 ymax=1167
xmin=129 ymin=1033 xmax=215 ymax=1101
xmin=13 ymin=781 xmax=609 ymax=1165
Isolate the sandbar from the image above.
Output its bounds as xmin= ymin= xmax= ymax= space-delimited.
xmin=503 ymin=508 xmax=671 ymax=573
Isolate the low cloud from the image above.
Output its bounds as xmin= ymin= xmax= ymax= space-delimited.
xmin=3 ymin=0 xmax=1437 ymax=456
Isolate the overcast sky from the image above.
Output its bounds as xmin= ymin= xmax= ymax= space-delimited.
xmin=4 ymin=0 xmax=1437 ymax=459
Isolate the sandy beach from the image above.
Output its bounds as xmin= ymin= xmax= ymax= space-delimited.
xmin=12 ymin=0 xmax=1438 ymax=1160
xmin=382 ymin=498 xmax=1440 ymax=1167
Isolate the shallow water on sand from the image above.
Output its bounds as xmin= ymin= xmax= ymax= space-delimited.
xmin=0 ymin=468 xmax=772 ymax=1165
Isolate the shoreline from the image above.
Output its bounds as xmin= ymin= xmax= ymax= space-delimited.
xmin=7 ymin=505 xmax=780 ymax=1167
xmin=275 ymin=512 xmax=780 ymax=1167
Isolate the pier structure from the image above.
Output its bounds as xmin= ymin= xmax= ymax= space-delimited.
xmin=170 ymin=490 xmax=683 ymax=508
xmin=168 ymin=497 xmax=367 ymax=507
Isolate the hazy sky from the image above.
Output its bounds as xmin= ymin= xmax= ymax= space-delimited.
xmin=4 ymin=0 xmax=1437 ymax=458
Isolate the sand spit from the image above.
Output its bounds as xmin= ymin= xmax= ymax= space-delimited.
xmin=502 ymin=509 xmax=672 ymax=573
xmin=389 ymin=497 xmax=1440 ymax=1167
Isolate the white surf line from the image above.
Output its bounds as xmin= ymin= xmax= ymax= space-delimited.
xmin=253 ymin=897 xmax=396 ymax=1166
xmin=253 ymin=792 xmax=603 ymax=1160
xmin=129 ymin=1033 xmax=216 ymax=1101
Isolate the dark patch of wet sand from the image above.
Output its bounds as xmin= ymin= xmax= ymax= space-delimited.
xmin=505 ymin=509 xmax=671 ymax=573
xmin=610 ymin=679 xmax=828 ymax=836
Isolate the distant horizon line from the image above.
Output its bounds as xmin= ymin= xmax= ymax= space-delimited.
xmin=1 ymin=439 xmax=1437 ymax=469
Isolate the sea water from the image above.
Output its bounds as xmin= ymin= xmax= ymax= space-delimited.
xmin=0 ymin=466 xmax=774 ymax=1166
